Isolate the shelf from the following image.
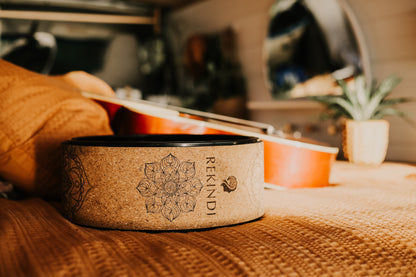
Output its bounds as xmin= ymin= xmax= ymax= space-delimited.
xmin=0 ymin=10 xmax=157 ymax=25
xmin=247 ymin=100 xmax=325 ymax=111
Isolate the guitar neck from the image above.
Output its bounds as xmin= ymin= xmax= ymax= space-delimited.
xmin=82 ymin=91 xmax=276 ymax=135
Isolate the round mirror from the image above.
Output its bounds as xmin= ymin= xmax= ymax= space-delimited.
xmin=265 ymin=0 xmax=369 ymax=99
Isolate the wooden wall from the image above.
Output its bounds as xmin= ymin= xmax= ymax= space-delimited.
xmin=169 ymin=0 xmax=416 ymax=162
xmin=346 ymin=0 xmax=416 ymax=161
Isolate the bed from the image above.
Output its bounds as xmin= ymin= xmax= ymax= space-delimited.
xmin=2 ymin=161 xmax=416 ymax=276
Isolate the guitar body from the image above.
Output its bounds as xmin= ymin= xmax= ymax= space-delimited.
xmin=95 ymin=96 xmax=338 ymax=189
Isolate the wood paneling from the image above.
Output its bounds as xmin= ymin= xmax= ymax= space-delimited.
xmin=169 ymin=0 xmax=416 ymax=162
xmin=347 ymin=0 xmax=416 ymax=161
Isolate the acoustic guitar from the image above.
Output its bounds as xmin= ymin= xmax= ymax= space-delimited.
xmin=82 ymin=91 xmax=339 ymax=189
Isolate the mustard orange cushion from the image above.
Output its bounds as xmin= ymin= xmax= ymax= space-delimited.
xmin=0 ymin=60 xmax=113 ymax=199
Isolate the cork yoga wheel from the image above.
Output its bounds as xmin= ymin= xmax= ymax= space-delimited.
xmin=62 ymin=134 xmax=264 ymax=230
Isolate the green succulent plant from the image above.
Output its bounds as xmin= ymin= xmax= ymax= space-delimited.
xmin=309 ymin=74 xmax=410 ymax=121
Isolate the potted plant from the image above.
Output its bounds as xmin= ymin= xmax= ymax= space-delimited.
xmin=310 ymin=74 xmax=410 ymax=165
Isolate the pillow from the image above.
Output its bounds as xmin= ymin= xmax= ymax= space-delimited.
xmin=0 ymin=60 xmax=113 ymax=200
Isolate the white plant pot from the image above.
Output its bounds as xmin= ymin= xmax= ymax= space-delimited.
xmin=344 ymin=119 xmax=390 ymax=165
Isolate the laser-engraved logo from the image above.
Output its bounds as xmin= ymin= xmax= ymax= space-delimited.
xmin=136 ymin=154 xmax=203 ymax=222
xmin=62 ymin=146 xmax=93 ymax=219
xmin=221 ymin=176 xmax=238 ymax=193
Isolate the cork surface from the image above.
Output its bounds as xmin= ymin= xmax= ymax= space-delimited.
xmin=62 ymin=141 xmax=264 ymax=230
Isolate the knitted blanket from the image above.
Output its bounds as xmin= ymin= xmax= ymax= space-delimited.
xmin=1 ymin=161 xmax=416 ymax=276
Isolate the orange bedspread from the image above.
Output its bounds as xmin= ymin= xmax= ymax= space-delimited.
xmin=1 ymin=161 xmax=416 ymax=276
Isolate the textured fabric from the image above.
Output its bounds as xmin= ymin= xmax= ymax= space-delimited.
xmin=1 ymin=161 xmax=416 ymax=276
xmin=0 ymin=60 xmax=113 ymax=199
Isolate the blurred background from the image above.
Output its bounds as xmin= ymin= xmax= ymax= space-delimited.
xmin=1 ymin=0 xmax=415 ymax=162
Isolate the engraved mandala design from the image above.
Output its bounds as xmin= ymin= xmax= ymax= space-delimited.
xmin=136 ymin=154 xmax=203 ymax=222
xmin=62 ymin=146 xmax=93 ymax=219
